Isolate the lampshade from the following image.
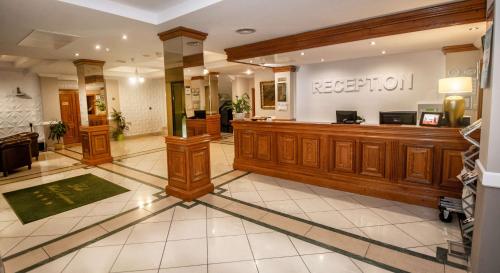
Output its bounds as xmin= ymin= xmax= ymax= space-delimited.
xmin=438 ymin=77 xmax=473 ymax=94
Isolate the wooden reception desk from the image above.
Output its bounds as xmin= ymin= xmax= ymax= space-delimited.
xmin=232 ymin=120 xmax=471 ymax=207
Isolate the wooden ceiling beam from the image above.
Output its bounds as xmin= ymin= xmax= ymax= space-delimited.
xmin=225 ymin=0 xmax=487 ymax=61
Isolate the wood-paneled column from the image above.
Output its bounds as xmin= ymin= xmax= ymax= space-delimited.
xmin=73 ymin=59 xmax=112 ymax=165
xmin=272 ymin=66 xmax=297 ymax=120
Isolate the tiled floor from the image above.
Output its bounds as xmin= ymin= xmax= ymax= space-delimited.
xmin=27 ymin=203 xmax=392 ymax=273
xmin=218 ymin=173 xmax=462 ymax=257
xmin=0 ymin=166 xmax=162 ymax=258
xmin=66 ymin=135 xmax=165 ymax=158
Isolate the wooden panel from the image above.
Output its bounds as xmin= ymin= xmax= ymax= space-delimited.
xmin=329 ymin=138 xmax=356 ymax=173
xmin=442 ymin=44 xmax=478 ymax=54
xmin=168 ymin=150 xmax=187 ymax=188
xmin=441 ymin=149 xmax=464 ymax=188
xmin=158 ymin=26 xmax=208 ymax=41
xmin=277 ymin=134 xmax=297 ymax=165
xmin=191 ymin=148 xmax=209 ymax=181
xmin=255 ymin=133 xmax=273 ymax=161
xmin=225 ymin=0 xmax=486 ymax=61
xmin=401 ymin=145 xmax=434 ymax=184
xmin=359 ymin=141 xmax=385 ymax=178
xmin=300 ymin=137 xmax=320 ymax=168
xmin=80 ymin=125 xmax=112 ymax=165
xmin=92 ymin=135 xmax=108 ymax=154
xmin=240 ymin=131 xmax=254 ymax=159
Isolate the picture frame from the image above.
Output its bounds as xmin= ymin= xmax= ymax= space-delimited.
xmin=260 ymin=81 xmax=275 ymax=109
xmin=419 ymin=112 xmax=443 ymax=127
xmin=464 ymin=96 xmax=472 ymax=110
xmin=277 ymin=82 xmax=287 ymax=102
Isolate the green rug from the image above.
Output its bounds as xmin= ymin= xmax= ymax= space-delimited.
xmin=3 ymin=174 xmax=129 ymax=224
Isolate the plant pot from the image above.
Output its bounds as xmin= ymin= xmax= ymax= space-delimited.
xmin=234 ymin=112 xmax=246 ymax=120
xmin=116 ymin=134 xmax=125 ymax=141
xmin=54 ymin=143 xmax=64 ymax=150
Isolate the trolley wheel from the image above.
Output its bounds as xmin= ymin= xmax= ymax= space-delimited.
xmin=439 ymin=211 xmax=453 ymax=223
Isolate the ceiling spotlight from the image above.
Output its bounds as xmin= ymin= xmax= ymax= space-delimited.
xmin=245 ymin=69 xmax=253 ymax=75
xmin=203 ymin=69 xmax=209 ymax=75
xmin=236 ymin=28 xmax=256 ymax=35
xmin=300 ymin=52 xmax=305 ymax=56
xmin=95 ymin=44 xmax=101 ymax=50
xmin=468 ymin=26 xmax=480 ymax=31
xmin=74 ymin=53 xmax=79 ymax=57
xmin=122 ymin=34 xmax=128 ymax=40
xmin=249 ymin=60 xmax=253 ymax=63
xmin=370 ymin=41 xmax=376 ymax=46
xmin=381 ymin=50 xmax=386 ymax=54
xmin=320 ymin=58 xmax=324 ymax=62
xmin=105 ymin=48 xmax=110 ymax=52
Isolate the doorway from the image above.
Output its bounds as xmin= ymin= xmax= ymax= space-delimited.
xmin=170 ymin=81 xmax=185 ymax=136
xmin=59 ymin=90 xmax=81 ymax=144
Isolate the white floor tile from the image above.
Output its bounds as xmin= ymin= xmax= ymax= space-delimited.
xmin=350 ymin=195 xmax=396 ymax=208
xmin=242 ymin=220 xmax=273 ymax=234
xmin=0 ymin=237 xmax=24 ymax=256
xmin=168 ymin=219 xmax=206 ymax=240
xmin=351 ymin=259 xmax=393 ymax=273
xmin=64 ymin=246 xmax=122 ymax=273
xmin=302 ymin=252 xmax=362 ymax=273
xmin=289 ymin=236 xmax=331 ymax=255
xmin=111 ymin=242 xmax=165 ymax=272
xmin=306 ymin=211 xmax=355 ymax=229
xmin=265 ymin=200 xmax=303 ymax=214
xmin=340 ymin=209 xmax=390 ymax=227
xmin=160 ymin=266 xmax=207 ymax=273
xmin=161 ymin=238 xmax=207 ymax=268
xmin=32 ymin=217 xmax=80 ymax=236
xmin=360 ymin=225 xmax=422 ymax=248
xmin=231 ymin=192 xmax=263 ymax=203
xmin=208 ymin=260 xmax=258 ymax=273
xmin=7 ymin=235 xmax=57 ymax=255
xmin=247 ymin=232 xmax=297 ymax=259
xmin=89 ymin=227 xmax=132 ymax=247
xmin=143 ymin=209 xmax=174 ymax=223
xmin=127 ymin=221 xmax=171 ymax=243
xmin=396 ymin=221 xmax=459 ymax=245
xmin=323 ymin=196 xmax=365 ymax=210
xmin=257 ymin=190 xmax=290 ymax=202
xmin=28 ymin=251 xmax=77 ymax=273
xmin=370 ymin=206 xmax=423 ymax=224
xmin=207 ymin=235 xmax=253 ymax=263
xmin=173 ymin=206 xmax=207 ymax=221
xmin=255 ymin=256 xmax=309 ymax=273
xmin=207 ymin=217 xmax=245 ymax=237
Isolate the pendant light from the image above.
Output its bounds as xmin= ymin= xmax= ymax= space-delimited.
xmin=128 ymin=58 xmax=145 ymax=84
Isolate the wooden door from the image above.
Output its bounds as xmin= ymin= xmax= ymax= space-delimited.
xmin=59 ymin=90 xmax=81 ymax=144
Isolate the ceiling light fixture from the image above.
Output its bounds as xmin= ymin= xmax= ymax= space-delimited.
xmin=381 ymin=50 xmax=386 ymax=54
xmin=300 ymin=52 xmax=305 ymax=56
xmin=129 ymin=58 xmax=145 ymax=85
xmin=320 ymin=58 xmax=324 ymax=62
xmin=236 ymin=28 xmax=256 ymax=35
xmin=468 ymin=26 xmax=480 ymax=31
xmin=203 ymin=69 xmax=209 ymax=75
xmin=122 ymin=34 xmax=128 ymax=40
xmin=370 ymin=41 xmax=376 ymax=46
xmin=74 ymin=53 xmax=79 ymax=57
xmin=95 ymin=44 xmax=101 ymax=50
xmin=249 ymin=60 xmax=253 ymax=63
xmin=105 ymin=48 xmax=110 ymax=52
xmin=245 ymin=69 xmax=253 ymax=75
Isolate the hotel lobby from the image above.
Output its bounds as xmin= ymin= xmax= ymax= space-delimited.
xmin=0 ymin=0 xmax=499 ymax=272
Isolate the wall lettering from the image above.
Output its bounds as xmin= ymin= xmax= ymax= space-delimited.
xmin=312 ymin=73 xmax=414 ymax=94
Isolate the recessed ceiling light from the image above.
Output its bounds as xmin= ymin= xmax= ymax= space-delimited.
xmin=468 ymin=27 xmax=480 ymax=31
xmin=370 ymin=41 xmax=376 ymax=46
xmin=122 ymin=34 xmax=128 ymax=40
xmin=320 ymin=58 xmax=324 ymax=62
xmin=186 ymin=41 xmax=202 ymax=47
xmin=245 ymin=69 xmax=253 ymax=75
xmin=74 ymin=53 xmax=79 ymax=57
xmin=105 ymin=48 xmax=110 ymax=52
xmin=300 ymin=52 xmax=305 ymax=56
xmin=381 ymin=50 xmax=386 ymax=54
xmin=249 ymin=60 xmax=253 ymax=63
xmin=236 ymin=28 xmax=256 ymax=35
xmin=95 ymin=44 xmax=101 ymax=50
xmin=203 ymin=69 xmax=209 ymax=75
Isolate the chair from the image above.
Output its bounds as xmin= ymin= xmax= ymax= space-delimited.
xmin=2 ymin=132 xmax=39 ymax=160
xmin=0 ymin=138 xmax=32 ymax=177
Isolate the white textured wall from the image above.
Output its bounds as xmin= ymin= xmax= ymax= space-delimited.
xmin=296 ymin=50 xmax=446 ymax=124
xmin=0 ymin=70 xmax=43 ymax=139
xmin=117 ymin=78 xmax=167 ymax=136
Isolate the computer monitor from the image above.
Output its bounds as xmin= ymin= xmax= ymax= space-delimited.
xmin=379 ymin=111 xmax=417 ymax=125
xmin=194 ymin=110 xmax=206 ymax=119
xmin=336 ymin=111 xmax=357 ymax=123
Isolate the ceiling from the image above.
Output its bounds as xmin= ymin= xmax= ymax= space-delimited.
xmin=0 ymin=0 xmax=481 ymax=79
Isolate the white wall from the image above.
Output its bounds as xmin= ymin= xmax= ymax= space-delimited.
xmin=296 ymin=50 xmax=446 ymax=124
xmin=117 ymin=78 xmax=167 ymax=136
xmin=0 ymin=70 xmax=43 ymax=139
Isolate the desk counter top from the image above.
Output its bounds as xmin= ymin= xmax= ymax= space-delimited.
xmin=232 ymin=119 xmax=470 ymax=207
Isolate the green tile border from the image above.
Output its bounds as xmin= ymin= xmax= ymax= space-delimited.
xmin=196 ymin=199 xmax=407 ymax=273
xmin=95 ymin=165 xmax=164 ymax=190
xmin=111 ymin=161 xmax=168 ymax=180
xmin=12 ymin=199 xmax=182 ymax=273
xmin=213 ymin=174 xmax=468 ymax=271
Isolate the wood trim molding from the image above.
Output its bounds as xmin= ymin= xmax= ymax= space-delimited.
xmin=225 ymin=0 xmax=487 ymax=61
xmin=73 ymin=59 xmax=105 ymax=66
xmin=272 ymin=66 xmax=297 ymax=73
xmin=183 ymin=53 xmax=204 ymax=68
xmin=487 ymin=1 xmax=495 ymax=20
xmin=158 ymin=26 xmax=208 ymax=41
xmin=441 ymin=43 xmax=479 ymax=54
xmin=191 ymin=76 xmax=205 ymax=81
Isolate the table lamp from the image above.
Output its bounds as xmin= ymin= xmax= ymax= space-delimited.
xmin=438 ymin=77 xmax=473 ymax=127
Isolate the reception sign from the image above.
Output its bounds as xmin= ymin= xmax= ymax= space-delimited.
xmin=312 ymin=73 xmax=414 ymax=94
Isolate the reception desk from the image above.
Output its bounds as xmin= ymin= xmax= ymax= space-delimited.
xmin=187 ymin=114 xmax=221 ymax=140
xmin=232 ymin=120 xmax=471 ymax=207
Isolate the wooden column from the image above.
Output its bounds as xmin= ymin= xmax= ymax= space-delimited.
xmin=74 ymin=59 xmax=112 ymax=165
xmin=273 ymin=66 xmax=297 ymax=120
xmin=165 ymin=134 xmax=213 ymax=201
xmin=80 ymin=125 xmax=112 ymax=165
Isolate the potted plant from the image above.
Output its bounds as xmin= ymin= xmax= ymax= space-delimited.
xmin=48 ymin=121 xmax=67 ymax=150
xmin=111 ymin=108 xmax=130 ymax=141
xmin=95 ymin=98 xmax=106 ymax=115
xmin=230 ymin=93 xmax=251 ymax=120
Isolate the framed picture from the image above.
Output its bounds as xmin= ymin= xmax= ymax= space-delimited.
xmin=260 ymin=81 xmax=275 ymax=109
xmin=420 ymin=112 xmax=442 ymax=127
xmin=481 ymin=26 xmax=493 ymax=88
xmin=277 ymin=82 xmax=287 ymax=102
xmin=464 ymin=96 xmax=472 ymax=110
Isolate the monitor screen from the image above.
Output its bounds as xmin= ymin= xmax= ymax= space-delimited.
xmin=194 ymin=110 xmax=206 ymax=119
xmin=336 ymin=111 xmax=357 ymax=123
xmin=379 ymin=111 xmax=417 ymax=125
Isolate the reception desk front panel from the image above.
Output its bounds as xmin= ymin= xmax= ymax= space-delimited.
xmin=232 ymin=120 xmax=470 ymax=207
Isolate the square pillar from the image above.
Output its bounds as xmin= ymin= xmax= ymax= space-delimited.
xmin=272 ymin=66 xmax=297 ymax=120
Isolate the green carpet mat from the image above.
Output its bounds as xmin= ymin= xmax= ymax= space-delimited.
xmin=3 ymin=173 xmax=129 ymax=224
